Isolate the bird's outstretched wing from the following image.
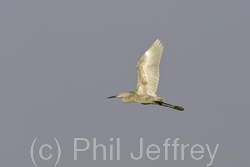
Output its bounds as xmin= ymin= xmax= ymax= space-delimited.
xmin=135 ymin=39 xmax=164 ymax=96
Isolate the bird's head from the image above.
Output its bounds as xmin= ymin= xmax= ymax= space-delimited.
xmin=108 ymin=92 xmax=132 ymax=103
xmin=107 ymin=92 xmax=130 ymax=99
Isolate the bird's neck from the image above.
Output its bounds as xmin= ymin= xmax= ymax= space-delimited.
xmin=121 ymin=94 xmax=133 ymax=103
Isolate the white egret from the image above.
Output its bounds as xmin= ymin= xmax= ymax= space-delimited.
xmin=108 ymin=39 xmax=184 ymax=111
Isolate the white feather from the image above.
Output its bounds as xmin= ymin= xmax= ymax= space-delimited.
xmin=135 ymin=39 xmax=163 ymax=96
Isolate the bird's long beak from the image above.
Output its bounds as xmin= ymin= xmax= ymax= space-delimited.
xmin=107 ymin=95 xmax=117 ymax=99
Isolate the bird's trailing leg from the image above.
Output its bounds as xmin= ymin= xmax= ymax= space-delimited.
xmin=154 ymin=101 xmax=184 ymax=111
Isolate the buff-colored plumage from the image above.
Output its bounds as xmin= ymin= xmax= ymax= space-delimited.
xmin=135 ymin=39 xmax=163 ymax=97
xmin=108 ymin=39 xmax=184 ymax=111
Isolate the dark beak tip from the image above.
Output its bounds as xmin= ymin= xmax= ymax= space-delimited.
xmin=107 ymin=95 xmax=117 ymax=99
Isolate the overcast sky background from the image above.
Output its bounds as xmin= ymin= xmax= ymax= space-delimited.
xmin=1 ymin=1 xmax=250 ymax=167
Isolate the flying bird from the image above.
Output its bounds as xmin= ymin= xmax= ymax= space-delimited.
xmin=108 ymin=39 xmax=184 ymax=111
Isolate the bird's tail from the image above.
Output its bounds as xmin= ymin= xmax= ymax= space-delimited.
xmin=155 ymin=101 xmax=184 ymax=111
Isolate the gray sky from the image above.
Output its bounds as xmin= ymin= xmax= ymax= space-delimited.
xmin=1 ymin=0 xmax=249 ymax=166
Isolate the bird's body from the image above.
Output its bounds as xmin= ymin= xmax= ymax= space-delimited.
xmin=114 ymin=92 xmax=163 ymax=104
xmin=108 ymin=39 xmax=184 ymax=111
